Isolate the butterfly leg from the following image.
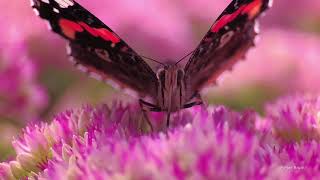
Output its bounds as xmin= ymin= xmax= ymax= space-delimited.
xmin=183 ymin=93 xmax=203 ymax=109
xmin=166 ymin=112 xmax=171 ymax=128
xmin=139 ymin=99 xmax=161 ymax=132
xmin=183 ymin=101 xmax=203 ymax=109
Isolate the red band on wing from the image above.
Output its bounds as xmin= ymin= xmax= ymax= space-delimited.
xmin=211 ymin=8 xmax=243 ymax=33
xmin=95 ymin=29 xmax=120 ymax=44
xmin=59 ymin=19 xmax=120 ymax=43
xmin=79 ymin=22 xmax=120 ymax=43
xmin=242 ymin=0 xmax=263 ymax=18
xmin=59 ymin=19 xmax=84 ymax=39
xmin=211 ymin=0 xmax=262 ymax=33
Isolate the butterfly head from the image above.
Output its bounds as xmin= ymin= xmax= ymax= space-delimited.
xmin=157 ymin=64 xmax=184 ymax=87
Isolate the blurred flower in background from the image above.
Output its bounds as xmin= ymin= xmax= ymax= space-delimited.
xmin=263 ymin=0 xmax=320 ymax=31
xmin=208 ymin=29 xmax=320 ymax=112
xmin=0 ymin=31 xmax=48 ymax=160
xmin=0 ymin=42 xmax=47 ymax=124
xmin=263 ymin=94 xmax=320 ymax=143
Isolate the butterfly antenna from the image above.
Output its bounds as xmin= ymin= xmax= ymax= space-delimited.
xmin=140 ymin=55 xmax=165 ymax=66
xmin=175 ymin=50 xmax=195 ymax=65
xmin=124 ymin=51 xmax=165 ymax=66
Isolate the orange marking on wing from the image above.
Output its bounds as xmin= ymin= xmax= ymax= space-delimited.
xmin=79 ymin=22 xmax=120 ymax=43
xmin=211 ymin=7 xmax=244 ymax=32
xmin=211 ymin=0 xmax=262 ymax=33
xmin=59 ymin=19 xmax=120 ymax=43
xmin=96 ymin=29 xmax=120 ymax=44
xmin=78 ymin=22 xmax=99 ymax=37
xmin=243 ymin=0 xmax=263 ymax=18
xmin=59 ymin=19 xmax=84 ymax=39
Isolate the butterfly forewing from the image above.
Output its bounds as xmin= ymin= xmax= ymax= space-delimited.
xmin=31 ymin=0 xmax=158 ymax=97
xmin=184 ymin=0 xmax=272 ymax=99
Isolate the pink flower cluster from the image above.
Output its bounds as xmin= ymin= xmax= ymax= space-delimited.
xmin=1 ymin=94 xmax=320 ymax=179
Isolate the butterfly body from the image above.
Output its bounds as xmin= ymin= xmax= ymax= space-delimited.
xmin=31 ymin=0 xmax=272 ymax=128
xmin=157 ymin=65 xmax=186 ymax=113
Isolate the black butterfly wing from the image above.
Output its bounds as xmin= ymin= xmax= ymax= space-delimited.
xmin=184 ymin=0 xmax=272 ymax=98
xmin=31 ymin=0 xmax=158 ymax=97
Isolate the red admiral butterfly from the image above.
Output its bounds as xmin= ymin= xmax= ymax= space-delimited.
xmin=31 ymin=0 xmax=272 ymax=128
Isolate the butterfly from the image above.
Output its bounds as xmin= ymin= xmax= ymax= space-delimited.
xmin=31 ymin=0 xmax=272 ymax=128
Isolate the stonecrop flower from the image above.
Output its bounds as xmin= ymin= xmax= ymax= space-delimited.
xmin=46 ymin=106 xmax=269 ymax=180
xmin=0 ymin=103 xmax=265 ymax=179
xmin=0 ymin=103 xmax=148 ymax=179
xmin=256 ymin=95 xmax=320 ymax=179
xmin=263 ymin=94 xmax=320 ymax=143
xmin=2 ymin=94 xmax=320 ymax=179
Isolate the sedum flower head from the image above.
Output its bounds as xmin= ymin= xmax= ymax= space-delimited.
xmin=264 ymin=94 xmax=320 ymax=142
xmin=45 ymin=106 xmax=263 ymax=180
xmin=2 ymin=95 xmax=320 ymax=179
xmin=0 ymin=103 xmax=265 ymax=179
xmin=0 ymin=103 xmax=153 ymax=179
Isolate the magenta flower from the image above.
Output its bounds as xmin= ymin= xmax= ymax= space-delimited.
xmin=263 ymin=94 xmax=320 ymax=143
xmin=44 ymin=106 xmax=268 ymax=180
xmin=2 ymin=94 xmax=320 ymax=179
xmin=0 ymin=103 xmax=148 ymax=179
xmin=0 ymin=103 xmax=267 ymax=179
xmin=253 ymin=95 xmax=320 ymax=178
xmin=270 ymin=141 xmax=320 ymax=178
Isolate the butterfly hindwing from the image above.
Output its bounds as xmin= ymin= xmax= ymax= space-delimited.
xmin=31 ymin=0 xmax=158 ymax=97
xmin=184 ymin=0 xmax=272 ymax=98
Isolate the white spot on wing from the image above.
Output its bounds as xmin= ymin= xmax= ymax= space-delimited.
xmin=55 ymin=0 xmax=74 ymax=8
xmin=30 ymin=0 xmax=35 ymax=6
xmin=53 ymin=8 xmax=60 ymax=13
xmin=105 ymin=79 xmax=121 ymax=90
xmin=234 ymin=1 xmax=239 ymax=9
xmin=68 ymin=57 xmax=76 ymax=64
xmin=89 ymin=72 xmax=103 ymax=81
xmin=45 ymin=21 xmax=52 ymax=30
xmin=66 ymin=44 xmax=72 ymax=55
xmin=268 ymin=0 xmax=273 ymax=8
xmin=254 ymin=35 xmax=261 ymax=45
xmin=123 ymin=88 xmax=138 ymax=98
xmin=254 ymin=21 xmax=260 ymax=34
xmin=41 ymin=0 xmax=50 ymax=4
xmin=76 ymin=64 xmax=88 ymax=73
xmin=32 ymin=8 xmax=40 ymax=16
